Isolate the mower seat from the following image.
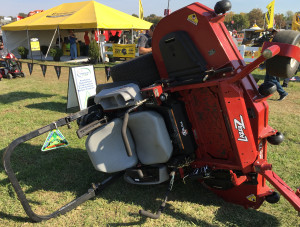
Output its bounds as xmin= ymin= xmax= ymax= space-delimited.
xmin=86 ymin=118 xmax=138 ymax=173
xmin=128 ymin=111 xmax=173 ymax=165
xmin=85 ymin=111 xmax=173 ymax=173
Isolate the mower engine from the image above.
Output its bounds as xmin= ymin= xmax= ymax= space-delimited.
xmin=3 ymin=0 xmax=300 ymax=222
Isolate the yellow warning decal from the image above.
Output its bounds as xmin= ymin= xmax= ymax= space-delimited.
xmin=187 ymin=14 xmax=198 ymax=25
xmin=246 ymin=194 xmax=256 ymax=202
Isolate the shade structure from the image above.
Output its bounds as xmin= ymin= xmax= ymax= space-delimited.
xmin=2 ymin=1 xmax=152 ymax=31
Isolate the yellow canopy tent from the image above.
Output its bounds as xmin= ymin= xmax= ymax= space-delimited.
xmin=2 ymin=1 xmax=152 ymax=57
xmin=2 ymin=1 xmax=152 ymax=31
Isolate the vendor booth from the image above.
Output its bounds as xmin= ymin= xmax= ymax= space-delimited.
xmin=2 ymin=1 xmax=152 ymax=60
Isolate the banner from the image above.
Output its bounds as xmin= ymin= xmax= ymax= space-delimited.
xmin=40 ymin=64 xmax=47 ymax=77
xmin=27 ymin=63 xmax=33 ymax=75
xmin=292 ymin=13 xmax=300 ymax=31
xmin=54 ymin=66 xmax=62 ymax=79
xmin=67 ymin=65 xmax=97 ymax=110
xmin=265 ymin=0 xmax=275 ymax=29
xmin=30 ymin=38 xmax=40 ymax=51
xmin=112 ymin=44 xmax=136 ymax=58
xmin=164 ymin=9 xmax=171 ymax=16
xmin=139 ymin=0 xmax=144 ymax=19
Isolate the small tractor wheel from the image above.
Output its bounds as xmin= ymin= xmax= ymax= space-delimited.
xmin=267 ymin=132 xmax=284 ymax=145
xmin=258 ymin=82 xmax=276 ymax=96
xmin=21 ymin=73 xmax=25 ymax=77
xmin=6 ymin=73 xmax=13 ymax=79
xmin=265 ymin=191 xmax=280 ymax=204
xmin=266 ymin=30 xmax=300 ymax=78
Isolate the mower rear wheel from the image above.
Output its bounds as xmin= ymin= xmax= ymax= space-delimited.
xmin=6 ymin=73 xmax=13 ymax=79
xmin=266 ymin=30 xmax=300 ymax=78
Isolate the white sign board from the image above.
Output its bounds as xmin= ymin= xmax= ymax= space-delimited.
xmin=67 ymin=65 xmax=97 ymax=110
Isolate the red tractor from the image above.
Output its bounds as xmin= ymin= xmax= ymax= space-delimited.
xmin=3 ymin=0 xmax=300 ymax=222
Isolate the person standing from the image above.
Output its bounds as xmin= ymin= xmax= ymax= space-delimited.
xmin=99 ymin=30 xmax=108 ymax=62
xmin=69 ymin=30 xmax=77 ymax=60
xmin=84 ymin=31 xmax=90 ymax=56
xmin=137 ymin=24 xmax=155 ymax=55
xmin=264 ymin=74 xmax=288 ymax=101
xmin=112 ymin=32 xmax=120 ymax=44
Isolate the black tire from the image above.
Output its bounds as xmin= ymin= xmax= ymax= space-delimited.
xmin=6 ymin=73 xmax=13 ymax=79
xmin=258 ymin=82 xmax=277 ymax=96
xmin=265 ymin=191 xmax=280 ymax=204
xmin=267 ymin=132 xmax=284 ymax=145
xmin=21 ymin=73 xmax=25 ymax=78
xmin=110 ymin=53 xmax=161 ymax=88
xmin=266 ymin=30 xmax=300 ymax=78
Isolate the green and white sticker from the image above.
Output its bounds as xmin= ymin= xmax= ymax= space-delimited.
xmin=41 ymin=129 xmax=69 ymax=152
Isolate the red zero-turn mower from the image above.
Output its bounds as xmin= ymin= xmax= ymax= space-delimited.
xmin=3 ymin=1 xmax=300 ymax=222
xmin=1 ymin=53 xmax=25 ymax=79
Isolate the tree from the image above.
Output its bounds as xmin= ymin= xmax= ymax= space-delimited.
xmin=232 ymin=14 xmax=250 ymax=31
xmin=285 ymin=10 xmax=294 ymax=22
xmin=144 ymin=14 xmax=163 ymax=24
xmin=224 ymin=11 xmax=234 ymax=25
xmin=132 ymin=14 xmax=138 ymax=18
xmin=248 ymin=8 xmax=264 ymax=28
xmin=18 ymin=12 xmax=27 ymax=18
xmin=274 ymin=13 xmax=286 ymax=29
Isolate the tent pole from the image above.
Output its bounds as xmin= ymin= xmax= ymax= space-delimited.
xmin=57 ymin=26 xmax=61 ymax=48
xmin=97 ymin=28 xmax=102 ymax=63
xmin=131 ymin=28 xmax=133 ymax=44
xmin=45 ymin=27 xmax=58 ymax=59
xmin=27 ymin=29 xmax=33 ymax=64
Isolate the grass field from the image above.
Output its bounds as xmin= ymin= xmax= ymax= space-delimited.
xmin=0 ymin=63 xmax=299 ymax=226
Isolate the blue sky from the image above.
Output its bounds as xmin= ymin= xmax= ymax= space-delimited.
xmin=0 ymin=0 xmax=299 ymax=17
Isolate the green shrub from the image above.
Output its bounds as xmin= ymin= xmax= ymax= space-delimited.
xmin=88 ymin=40 xmax=100 ymax=64
xmin=49 ymin=47 xmax=63 ymax=61
xmin=17 ymin=46 xmax=29 ymax=59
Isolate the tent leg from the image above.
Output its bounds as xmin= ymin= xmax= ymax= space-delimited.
xmin=97 ymin=28 xmax=102 ymax=63
xmin=45 ymin=28 xmax=58 ymax=59
xmin=58 ymin=27 xmax=61 ymax=48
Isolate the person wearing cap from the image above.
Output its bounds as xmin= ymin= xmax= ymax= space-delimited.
xmin=137 ymin=24 xmax=155 ymax=55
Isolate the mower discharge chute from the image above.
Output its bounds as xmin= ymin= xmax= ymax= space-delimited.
xmin=3 ymin=0 xmax=300 ymax=222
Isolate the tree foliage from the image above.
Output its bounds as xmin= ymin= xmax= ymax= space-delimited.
xmin=285 ymin=11 xmax=294 ymax=22
xmin=18 ymin=12 xmax=27 ymax=18
xmin=144 ymin=14 xmax=163 ymax=25
xmin=224 ymin=12 xmax=250 ymax=31
xmin=247 ymin=8 xmax=264 ymax=28
xmin=274 ymin=13 xmax=286 ymax=29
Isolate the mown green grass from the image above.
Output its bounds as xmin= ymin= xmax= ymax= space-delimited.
xmin=0 ymin=64 xmax=299 ymax=226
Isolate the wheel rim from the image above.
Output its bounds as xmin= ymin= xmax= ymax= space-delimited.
xmin=291 ymin=43 xmax=300 ymax=68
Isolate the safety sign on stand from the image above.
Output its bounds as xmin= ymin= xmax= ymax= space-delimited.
xmin=67 ymin=65 xmax=97 ymax=110
xmin=30 ymin=38 xmax=40 ymax=51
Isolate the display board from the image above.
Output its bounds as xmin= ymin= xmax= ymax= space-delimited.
xmin=67 ymin=65 xmax=97 ymax=110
